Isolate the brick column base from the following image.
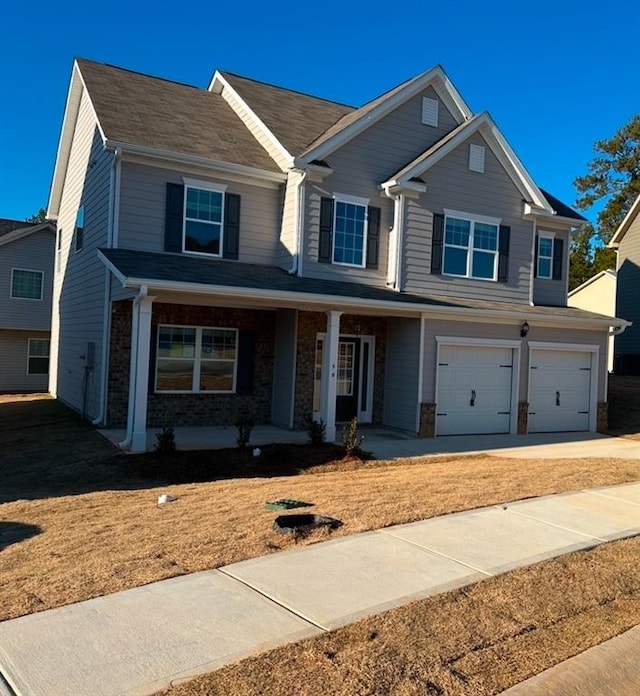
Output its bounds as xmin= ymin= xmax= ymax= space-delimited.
xmin=517 ymin=402 xmax=529 ymax=435
xmin=419 ymin=403 xmax=436 ymax=438
xmin=597 ymin=402 xmax=608 ymax=433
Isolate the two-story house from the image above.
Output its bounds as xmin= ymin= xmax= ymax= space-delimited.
xmin=47 ymin=59 xmax=627 ymax=451
xmin=609 ymin=193 xmax=640 ymax=374
xmin=0 ymin=218 xmax=55 ymax=392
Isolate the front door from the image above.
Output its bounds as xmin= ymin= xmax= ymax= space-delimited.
xmin=335 ymin=338 xmax=360 ymax=422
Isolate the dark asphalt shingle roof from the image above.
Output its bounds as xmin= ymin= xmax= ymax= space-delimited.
xmin=76 ymin=59 xmax=280 ymax=173
xmin=0 ymin=218 xmax=40 ymax=239
xmin=99 ymin=248 xmax=616 ymax=322
xmin=541 ymin=189 xmax=586 ymax=221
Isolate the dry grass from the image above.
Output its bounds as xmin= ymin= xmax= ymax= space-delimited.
xmin=158 ymin=537 xmax=640 ymax=696
xmin=608 ymin=375 xmax=640 ymax=439
xmin=2 ymin=452 xmax=638 ymax=622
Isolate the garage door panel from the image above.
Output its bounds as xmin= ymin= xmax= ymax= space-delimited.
xmin=437 ymin=345 xmax=514 ymax=436
xmin=529 ymin=349 xmax=593 ymax=433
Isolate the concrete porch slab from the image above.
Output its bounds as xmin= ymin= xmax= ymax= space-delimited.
xmin=0 ymin=571 xmax=319 ymax=696
xmin=223 ymin=532 xmax=485 ymax=631
xmin=382 ymin=506 xmax=600 ymax=576
xmin=505 ymin=487 xmax=640 ymax=541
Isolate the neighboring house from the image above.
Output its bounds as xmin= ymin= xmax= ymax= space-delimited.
xmin=47 ymin=58 xmax=628 ymax=451
xmin=609 ymin=193 xmax=640 ymax=374
xmin=0 ymin=219 xmax=55 ymax=392
xmin=568 ymin=270 xmax=617 ymax=372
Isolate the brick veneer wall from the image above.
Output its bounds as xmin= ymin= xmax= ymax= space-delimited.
xmin=107 ymin=301 xmax=276 ymax=428
xmin=293 ymin=311 xmax=387 ymax=427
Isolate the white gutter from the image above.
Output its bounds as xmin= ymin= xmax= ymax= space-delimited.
xmin=610 ymin=323 xmax=631 ymax=336
xmin=119 ymin=285 xmax=149 ymax=448
xmin=383 ymin=186 xmax=405 ymax=291
xmin=288 ymin=169 xmax=308 ymax=276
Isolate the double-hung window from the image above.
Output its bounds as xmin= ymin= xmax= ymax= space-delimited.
xmin=333 ymin=196 xmax=368 ymax=267
xmin=156 ymin=325 xmax=237 ymax=393
xmin=183 ymin=181 xmax=226 ymax=256
xmin=28 ymin=338 xmax=50 ymax=374
xmin=443 ymin=210 xmax=500 ymax=281
xmin=537 ymin=235 xmax=554 ymax=279
xmin=11 ymin=269 xmax=43 ymax=300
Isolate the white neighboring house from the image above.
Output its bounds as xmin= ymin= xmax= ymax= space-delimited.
xmin=0 ymin=219 xmax=56 ymax=392
xmin=568 ymin=270 xmax=617 ymax=372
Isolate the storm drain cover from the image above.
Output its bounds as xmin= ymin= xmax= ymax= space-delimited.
xmin=273 ymin=514 xmax=343 ymax=536
xmin=265 ymin=499 xmax=313 ymax=511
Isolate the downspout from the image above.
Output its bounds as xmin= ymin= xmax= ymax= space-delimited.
xmin=529 ymin=217 xmax=536 ymax=306
xmin=119 ymin=284 xmax=148 ymax=449
xmin=288 ymin=168 xmax=308 ymax=275
xmin=92 ymin=146 xmax=121 ymax=426
xmin=383 ymin=187 xmax=405 ymax=291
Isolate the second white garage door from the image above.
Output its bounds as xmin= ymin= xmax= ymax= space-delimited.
xmin=436 ymin=344 xmax=515 ymax=435
xmin=528 ymin=349 xmax=593 ymax=433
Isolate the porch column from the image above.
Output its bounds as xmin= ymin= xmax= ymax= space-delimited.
xmin=321 ymin=310 xmax=342 ymax=442
xmin=130 ymin=293 xmax=154 ymax=452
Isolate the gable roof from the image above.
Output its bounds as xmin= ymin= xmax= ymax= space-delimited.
xmin=609 ymin=192 xmax=640 ymax=247
xmin=540 ymin=189 xmax=587 ymax=222
xmin=0 ymin=219 xmax=55 ymax=247
xmin=382 ymin=112 xmax=552 ymax=212
xmin=567 ymin=269 xmax=616 ymax=297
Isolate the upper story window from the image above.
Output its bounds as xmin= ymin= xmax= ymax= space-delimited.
xmin=184 ymin=184 xmax=225 ymax=256
xmin=74 ymin=206 xmax=85 ymax=252
xmin=155 ymin=325 xmax=237 ymax=393
xmin=318 ymin=195 xmax=381 ymax=270
xmin=536 ymin=233 xmax=563 ymax=280
xmin=443 ymin=211 xmax=501 ymax=281
xmin=28 ymin=338 xmax=50 ymax=375
xmin=11 ymin=268 xmax=43 ymax=300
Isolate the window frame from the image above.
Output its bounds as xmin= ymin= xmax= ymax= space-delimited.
xmin=182 ymin=178 xmax=228 ymax=258
xmin=56 ymin=228 xmax=62 ymax=273
xmin=331 ymin=193 xmax=369 ymax=268
xmin=11 ymin=268 xmax=44 ymax=300
xmin=27 ymin=338 xmax=50 ymax=375
xmin=155 ymin=324 xmax=238 ymax=394
xmin=74 ymin=205 xmax=85 ymax=253
xmin=536 ymin=233 xmax=555 ymax=279
xmin=442 ymin=209 xmax=501 ymax=282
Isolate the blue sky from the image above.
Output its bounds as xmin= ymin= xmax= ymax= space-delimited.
xmin=1 ymin=0 xmax=638 ymax=222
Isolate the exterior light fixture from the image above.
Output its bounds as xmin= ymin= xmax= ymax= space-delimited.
xmin=520 ymin=321 xmax=530 ymax=338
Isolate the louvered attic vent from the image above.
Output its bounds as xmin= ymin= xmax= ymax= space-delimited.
xmin=469 ymin=144 xmax=485 ymax=173
xmin=422 ymin=97 xmax=438 ymax=127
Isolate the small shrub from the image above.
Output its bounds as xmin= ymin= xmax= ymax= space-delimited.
xmin=341 ymin=417 xmax=364 ymax=457
xmin=235 ymin=411 xmax=255 ymax=449
xmin=154 ymin=426 xmax=176 ymax=454
xmin=302 ymin=414 xmax=326 ymax=446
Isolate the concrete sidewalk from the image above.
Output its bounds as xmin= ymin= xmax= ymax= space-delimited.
xmin=0 ymin=482 xmax=638 ymax=696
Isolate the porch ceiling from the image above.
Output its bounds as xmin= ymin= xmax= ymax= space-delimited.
xmin=98 ymin=248 xmax=622 ymax=328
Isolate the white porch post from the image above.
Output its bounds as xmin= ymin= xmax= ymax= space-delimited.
xmin=321 ymin=310 xmax=342 ymax=442
xmin=130 ymin=293 xmax=154 ymax=452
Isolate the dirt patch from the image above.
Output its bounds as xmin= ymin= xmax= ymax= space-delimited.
xmin=157 ymin=537 xmax=640 ymax=696
xmin=608 ymin=375 xmax=640 ymax=439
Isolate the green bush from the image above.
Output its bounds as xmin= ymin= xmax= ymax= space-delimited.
xmin=302 ymin=414 xmax=326 ymax=446
xmin=341 ymin=417 xmax=364 ymax=456
xmin=154 ymin=426 xmax=176 ymax=454
xmin=235 ymin=412 xmax=255 ymax=448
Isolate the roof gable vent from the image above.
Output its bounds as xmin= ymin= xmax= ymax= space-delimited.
xmin=469 ymin=144 xmax=485 ymax=173
xmin=421 ymin=97 xmax=439 ymax=127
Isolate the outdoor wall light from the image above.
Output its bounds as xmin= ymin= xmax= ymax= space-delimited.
xmin=520 ymin=321 xmax=530 ymax=338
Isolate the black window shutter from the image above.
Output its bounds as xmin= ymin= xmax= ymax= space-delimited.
xmin=498 ymin=225 xmax=510 ymax=282
xmin=431 ymin=213 xmax=444 ymax=274
xmin=552 ymin=237 xmax=564 ymax=280
xmin=165 ymin=183 xmax=184 ymax=253
xmin=318 ymin=197 xmax=334 ymax=263
xmin=223 ymin=193 xmax=241 ymax=260
xmin=366 ymin=206 xmax=380 ymax=269
xmin=236 ymin=330 xmax=255 ymax=395
xmin=534 ymin=235 xmax=539 ymax=278
xmin=148 ymin=323 xmax=158 ymax=393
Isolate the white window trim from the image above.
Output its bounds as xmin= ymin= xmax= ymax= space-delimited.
xmin=56 ymin=229 xmax=62 ymax=274
xmin=27 ymin=338 xmax=50 ymax=375
xmin=537 ymin=232 xmax=555 ymax=279
xmin=74 ymin=205 xmax=85 ymax=253
xmin=332 ymin=194 xmax=370 ymax=268
xmin=10 ymin=268 xmax=44 ymax=301
xmin=155 ymin=324 xmax=238 ymax=394
xmin=442 ymin=210 xmax=502 ymax=282
xmin=182 ymin=179 xmax=228 ymax=259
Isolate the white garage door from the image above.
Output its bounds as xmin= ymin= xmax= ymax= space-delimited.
xmin=528 ymin=350 xmax=592 ymax=433
xmin=436 ymin=345 xmax=514 ymax=435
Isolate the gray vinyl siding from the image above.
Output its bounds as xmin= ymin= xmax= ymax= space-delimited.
xmin=0 ymin=329 xmax=50 ymax=392
xmin=532 ymin=227 xmax=570 ymax=306
xmin=271 ymin=309 xmax=297 ymax=426
xmin=50 ymin=85 xmax=112 ymax=419
xmin=384 ymin=317 xmax=421 ymax=431
xmin=118 ymin=162 xmax=281 ymax=266
xmin=303 ymin=86 xmax=459 ymax=286
xmin=0 ymin=230 xmax=54 ymax=330
xmin=615 ymin=218 xmax=640 ymax=356
xmin=403 ymin=132 xmax=532 ymax=304
xmin=421 ymin=318 xmax=608 ymax=404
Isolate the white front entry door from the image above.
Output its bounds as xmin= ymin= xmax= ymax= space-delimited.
xmin=528 ymin=349 xmax=592 ymax=432
xmin=436 ymin=345 xmax=514 ymax=435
